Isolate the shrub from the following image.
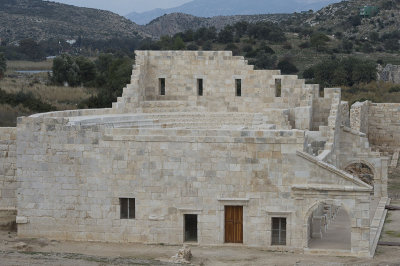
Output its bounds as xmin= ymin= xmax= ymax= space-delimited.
xmin=186 ymin=44 xmax=199 ymax=51
xmin=0 ymin=53 xmax=6 ymax=79
xmin=277 ymin=59 xmax=298 ymax=74
xmin=224 ymin=43 xmax=240 ymax=56
xmin=299 ymin=42 xmax=311 ymax=49
xmin=303 ymin=57 xmax=377 ymax=87
xmin=0 ymin=88 xmax=55 ymax=113
xmin=310 ymin=32 xmax=330 ymax=51
xmin=389 ymin=86 xmax=400 ymax=93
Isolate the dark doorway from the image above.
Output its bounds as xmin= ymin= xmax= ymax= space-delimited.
xmin=184 ymin=214 xmax=198 ymax=242
xmin=225 ymin=206 xmax=243 ymax=243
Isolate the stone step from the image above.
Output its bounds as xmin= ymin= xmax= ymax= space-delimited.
xmin=141 ymin=101 xmax=193 ymax=108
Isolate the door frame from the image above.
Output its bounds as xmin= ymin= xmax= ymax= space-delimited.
xmin=217 ymin=198 xmax=249 ymax=245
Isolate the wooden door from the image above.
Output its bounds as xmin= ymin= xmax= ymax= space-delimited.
xmin=225 ymin=206 xmax=243 ymax=243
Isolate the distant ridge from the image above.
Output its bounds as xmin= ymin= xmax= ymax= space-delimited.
xmin=0 ymin=0 xmax=148 ymax=43
xmin=142 ymin=12 xmax=300 ymax=38
xmin=126 ymin=0 xmax=342 ymax=25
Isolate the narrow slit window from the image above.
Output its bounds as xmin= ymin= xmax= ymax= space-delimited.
xmin=120 ymin=198 xmax=135 ymax=219
xmin=235 ymin=79 xmax=242 ymax=97
xmin=159 ymin=78 xmax=166 ymax=96
xmin=197 ymin=79 xmax=203 ymax=96
xmin=275 ymin=78 xmax=282 ymax=97
xmin=271 ymin=217 xmax=286 ymax=245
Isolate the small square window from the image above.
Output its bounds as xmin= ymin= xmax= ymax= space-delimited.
xmin=235 ymin=79 xmax=242 ymax=97
xmin=271 ymin=217 xmax=286 ymax=245
xmin=197 ymin=79 xmax=203 ymax=96
xmin=159 ymin=78 xmax=166 ymax=95
xmin=120 ymin=198 xmax=135 ymax=219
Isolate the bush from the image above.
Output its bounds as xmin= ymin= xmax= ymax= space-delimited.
xmin=52 ymin=54 xmax=81 ymax=86
xmin=250 ymin=51 xmax=277 ymax=70
xmin=224 ymin=43 xmax=240 ymax=56
xmin=0 ymin=88 xmax=55 ymax=113
xmin=303 ymin=57 xmax=377 ymax=87
xmin=0 ymin=53 xmax=6 ymax=79
xmin=389 ymin=86 xmax=400 ymax=93
xmin=299 ymin=42 xmax=311 ymax=49
xmin=277 ymin=59 xmax=298 ymax=74
xmin=310 ymin=33 xmax=330 ymax=52
xmin=218 ymin=26 xmax=234 ymax=44
xmin=186 ymin=44 xmax=199 ymax=51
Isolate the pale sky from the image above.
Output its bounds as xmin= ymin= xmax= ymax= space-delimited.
xmin=48 ymin=0 xmax=333 ymax=15
xmin=48 ymin=0 xmax=193 ymax=14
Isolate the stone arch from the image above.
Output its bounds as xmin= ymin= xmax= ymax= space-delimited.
xmin=303 ymin=201 xmax=351 ymax=250
xmin=344 ymin=160 xmax=375 ymax=187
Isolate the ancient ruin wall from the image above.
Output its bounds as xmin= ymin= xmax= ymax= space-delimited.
xmin=350 ymin=101 xmax=370 ymax=135
xmin=367 ymin=103 xmax=400 ymax=151
xmin=0 ymin=127 xmax=17 ymax=209
xmin=116 ymin=51 xmax=317 ymax=115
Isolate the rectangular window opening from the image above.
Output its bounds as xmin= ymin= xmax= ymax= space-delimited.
xmin=235 ymin=79 xmax=242 ymax=97
xmin=197 ymin=79 xmax=203 ymax=96
xmin=159 ymin=78 xmax=166 ymax=96
xmin=120 ymin=198 xmax=135 ymax=219
xmin=271 ymin=217 xmax=286 ymax=245
xmin=275 ymin=78 xmax=282 ymax=97
xmin=184 ymin=214 xmax=198 ymax=242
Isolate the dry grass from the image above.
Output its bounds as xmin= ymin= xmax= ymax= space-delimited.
xmin=6 ymin=60 xmax=53 ymax=71
xmin=341 ymin=81 xmax=400 ymax=104
xmin=0 ymin=73 xmax=95 ymax=110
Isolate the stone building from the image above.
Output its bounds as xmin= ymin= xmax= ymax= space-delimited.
xmin=0 ymin=51 xmax=395 ymax=257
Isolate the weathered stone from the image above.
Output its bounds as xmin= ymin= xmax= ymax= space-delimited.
xmin=0 ymin=51 xmax=392 ymax=258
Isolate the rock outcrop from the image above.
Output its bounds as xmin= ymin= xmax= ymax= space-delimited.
xmin=377 ymin=64 xmax=400 ymax=84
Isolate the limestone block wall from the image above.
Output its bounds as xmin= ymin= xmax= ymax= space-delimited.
xmin=367 ymin=103 xmax=400 ymax=151
xmin=336 ymin=127 xmax=388 ymax=198
xmin=350 ymin=101 xmax=370 ymax=135
xmin=115 ymin=51 xmax=318 ymax=116
xmin=0 ymin=127 xmax=17 ymax=209
xmin=15 ymin=116 xmax=372 ymax=256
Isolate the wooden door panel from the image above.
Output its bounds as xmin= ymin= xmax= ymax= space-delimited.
xmin=225 ymin=206 xmax=243 ymax=243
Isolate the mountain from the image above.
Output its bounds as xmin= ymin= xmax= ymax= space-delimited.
xmin=142 ymin=12 xmax=301 ymax=38
xmin=304 ymin=0 xmax=400 ymax=38
xmin=0 ymin=0 xmax=148 ymax=43
xmin=126 ymin=0 xmax=342 ymax=25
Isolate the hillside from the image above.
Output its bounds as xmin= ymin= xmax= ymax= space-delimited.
xmin=143 ymin=13 xmax=301 ymax=38
xmin=0 ymin=0 xmax=148 ymax=43
xmin=126 ymin=0 xmax=341 ymax=25
xmin=304 ymin=0 xmax=400 ymax=38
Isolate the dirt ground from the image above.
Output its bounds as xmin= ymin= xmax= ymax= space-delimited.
xmin=1 ymin=220 xmax=400 ymax=266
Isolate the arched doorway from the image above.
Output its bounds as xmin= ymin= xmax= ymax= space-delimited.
xmin=307 ymin=203 xmax=351 ymax=250
xmin=345 ymin=162 xmax=374 ymax=187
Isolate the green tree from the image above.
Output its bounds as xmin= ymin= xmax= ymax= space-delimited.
xmin=225 ymin=43 xmax=240 ymax=56
xmin=52 ymin=54 xmax=81 ymax=86
xmin=172 ymin=36 xmax=186 ymax=50
xmin=18 ymin=39 xmax=46 ymax=61
xmin=251 ymin=51 xmax=277 ymax=70
xmin=76 ymin=57 xmax=97 ymax=86
xmin=310 ymin=33 xmax=330 ymax=52
xmin=218 ymin=26 xmax=234 ymax=44
xmin=0 ymin=53 xmax=6 ymax=79
xmin=277 ymin=59 xmax=298 ymax=74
